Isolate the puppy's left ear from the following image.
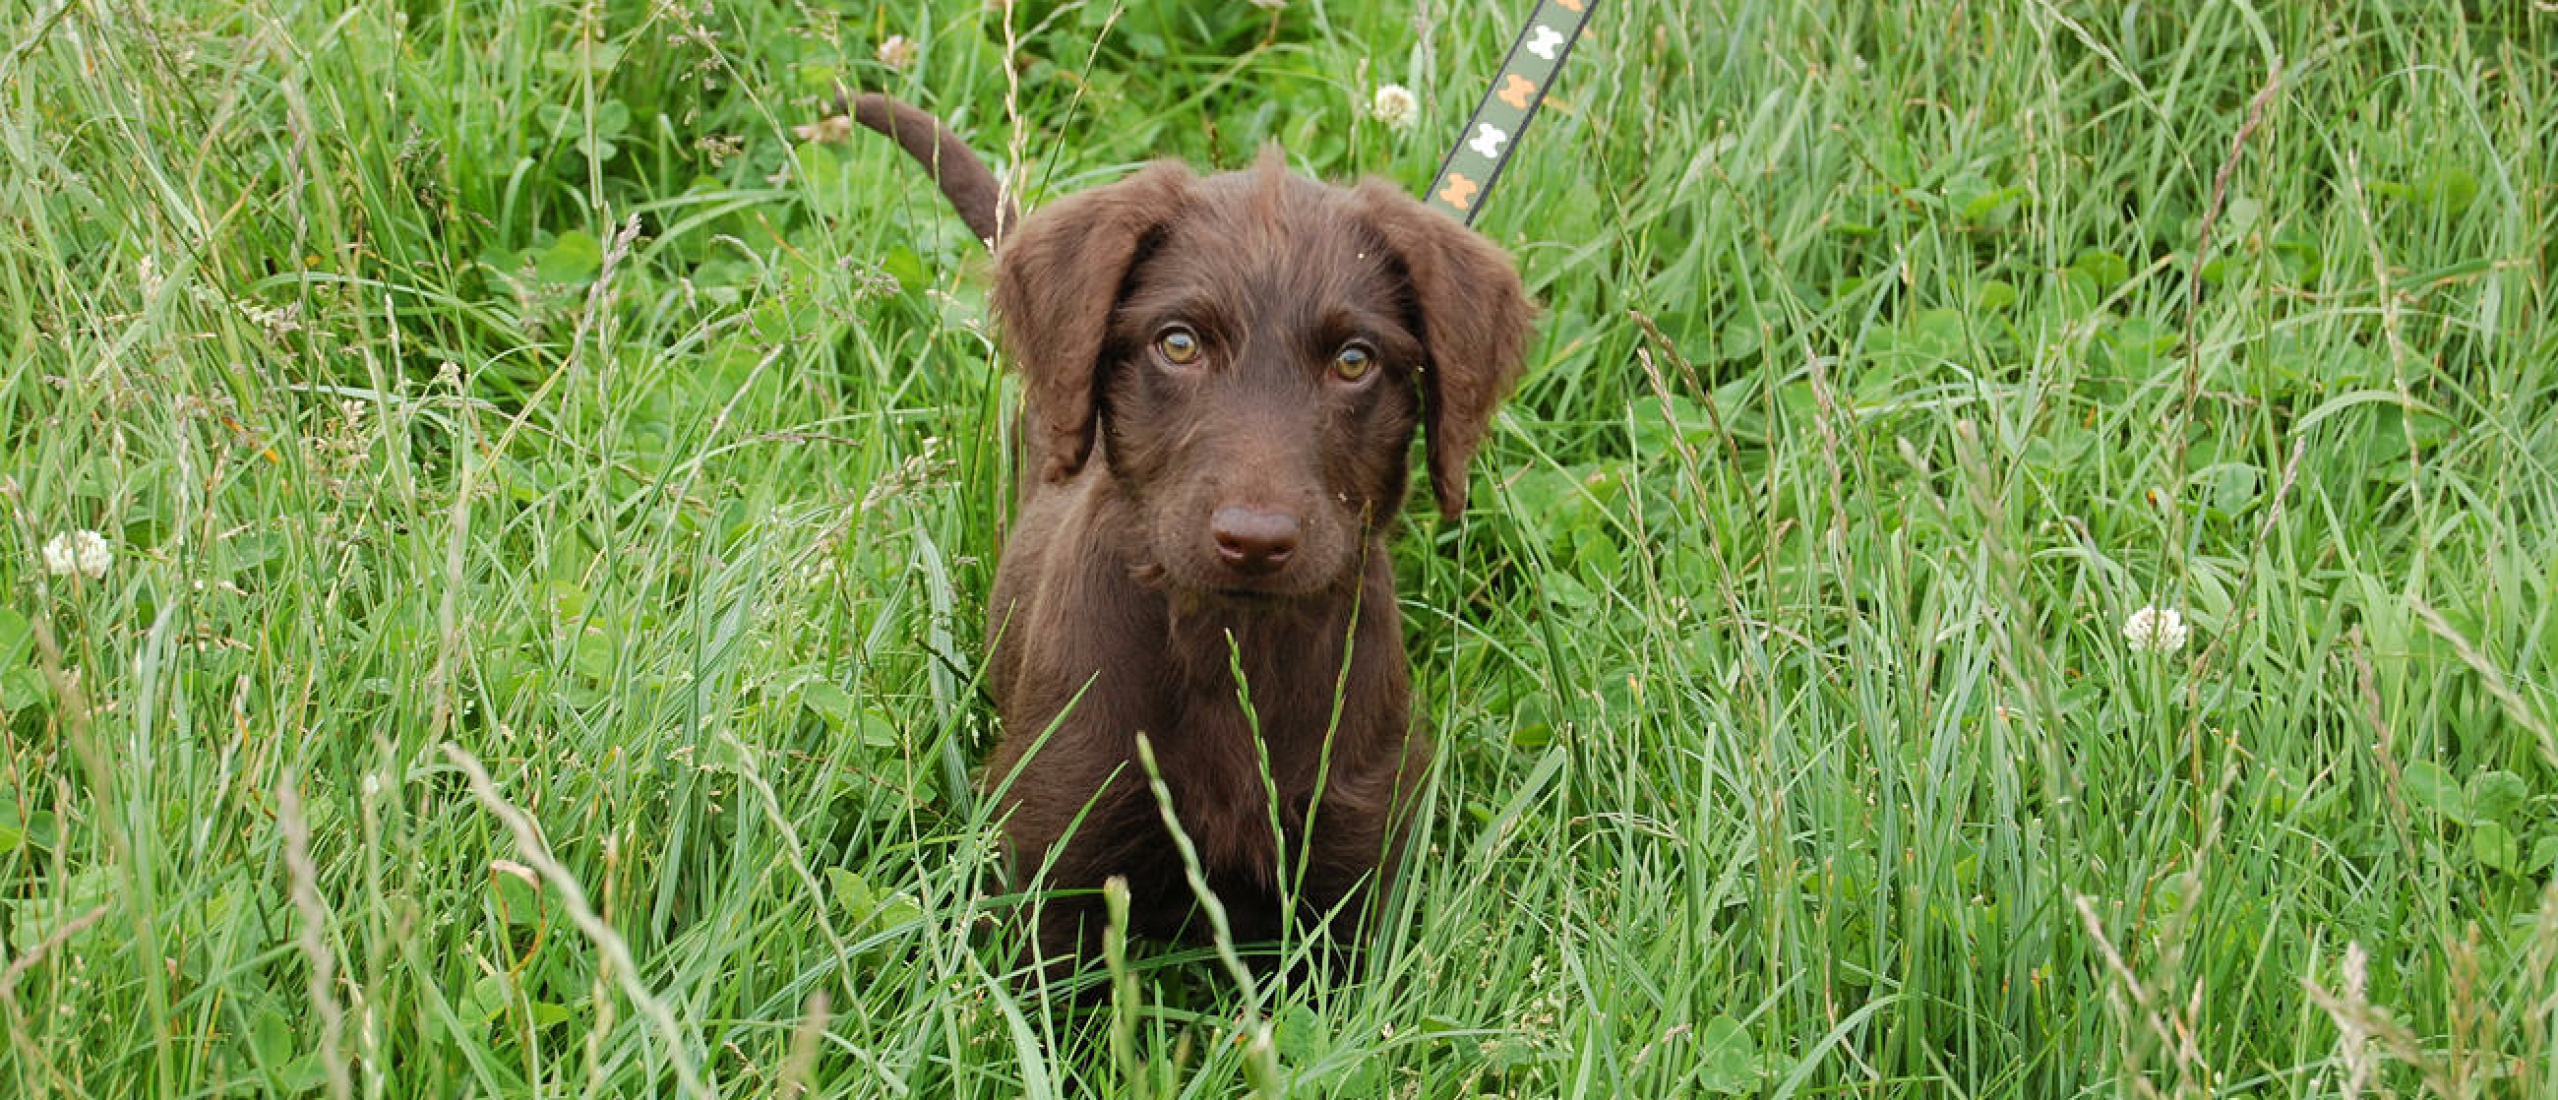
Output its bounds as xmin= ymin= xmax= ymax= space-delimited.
xmin=1356 ymin=181 xmax=1533 ymax=523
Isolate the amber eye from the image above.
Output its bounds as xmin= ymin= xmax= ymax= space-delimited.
xmin=1331 ymin=343 xmax=1376 ymax=381
xmin=1156 ymin=327 xmax=1202 ymax=366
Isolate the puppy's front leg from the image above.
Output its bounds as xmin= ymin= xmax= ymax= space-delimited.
xmin=1006 ymin=770 xmax=1160 ymax=994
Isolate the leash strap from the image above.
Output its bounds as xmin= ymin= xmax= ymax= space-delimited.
xmin=1422 ymin=0 xmax=1599 ymax=224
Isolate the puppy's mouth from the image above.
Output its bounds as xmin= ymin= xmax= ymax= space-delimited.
xmin=1134 ymin=557 xmax=1336 ymax=607
xmin=1196 ymin=565 xmax=1317 ymax=603
xmin=1208 ymin=584 xmax=1297 ymax=608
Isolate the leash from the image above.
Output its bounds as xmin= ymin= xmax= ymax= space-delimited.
xmin=1422 ymin=0 xmax=1599 ymax=224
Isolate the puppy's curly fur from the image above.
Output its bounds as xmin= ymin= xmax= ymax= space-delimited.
xmin=851 ymin=94 xmax=1530 ymax=982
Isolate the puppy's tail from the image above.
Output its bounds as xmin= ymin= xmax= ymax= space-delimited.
xmin=838 ymin=92 xmax=1017 ymax=247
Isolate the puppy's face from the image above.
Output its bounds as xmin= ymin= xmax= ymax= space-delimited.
xmin=993 ymin=157 xmax=1531 ymax=603
xmin=1099 ymin=175 xmax=1424 ymax=598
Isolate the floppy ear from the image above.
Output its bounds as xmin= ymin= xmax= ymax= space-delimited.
xmin=991 ymin=161 xmax=1195 ymax=483
xmin=1355 ymin=181 xmax=1532 ymax=523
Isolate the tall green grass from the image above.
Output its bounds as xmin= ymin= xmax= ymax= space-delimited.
xmin=3 ymin=0 xmax=2554 ymax=1095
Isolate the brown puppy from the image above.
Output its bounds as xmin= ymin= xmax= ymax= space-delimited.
xmin=850 ymin=94 xmax=1530 ymax=980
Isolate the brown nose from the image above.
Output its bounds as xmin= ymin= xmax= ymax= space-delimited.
xmin=1210 ymin=506 xmax=1300 ymax=575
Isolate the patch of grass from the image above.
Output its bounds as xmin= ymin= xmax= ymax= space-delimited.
xmin=4 ymin=0 xmax=2555 ymax=1096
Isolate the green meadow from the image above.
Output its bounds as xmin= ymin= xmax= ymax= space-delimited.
xmin=4 ymin=0 xmax=2555 ymax=1095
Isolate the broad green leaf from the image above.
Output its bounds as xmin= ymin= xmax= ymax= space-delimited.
xmin=537 ymin=230 xmax=604 ymax=283
xmin=1697 ymin=1014 xmax=1759 ymax=1093
xmin=0 ymin=608 xmax=29 ymax=663
xmin=252 ymin=1003 xmax=295 ymax=1066
xmin=1272 ymin=1003 xmax=1324 ymax=1063
xmin=0 ymin=668 xmax=47 ymax=713
xmin=2467 ymin=770 xmax=2527 ymax=825
xmin=2072 ymin=249 xmax=2131 ymax=289
xmin=2402 ymin=760 xmax=2466 ymax=822
xmin=2473 ymin=820 xmax=2519 ymax=874
xmin=802 ymin=681 xmax=859 ymax=725
xmin=491 ymin=864 xmax=542 ymax=926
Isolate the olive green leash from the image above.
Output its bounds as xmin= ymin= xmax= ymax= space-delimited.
xmin=1422 ymin=0 xmax=1600 ymax=224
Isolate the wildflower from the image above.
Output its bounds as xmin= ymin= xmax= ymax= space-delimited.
xmin=41 ymin=530 xmax=112 ymax=580
xmin=242 ymin=299 xmax=302 ymax=340
xmin=793 ymin=113 xmax=852 ymax=144
xmin=1369 ymin=83 xmax=1419 ymax=132
xmin=695 ymin=132 xmax=744 ymax=164
xmin=2122 ymin=606 xmax=2189 ymax=653
xmin=875 ymin=34 xmax=917 ymax=71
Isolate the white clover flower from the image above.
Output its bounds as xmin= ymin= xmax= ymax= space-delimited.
xmin=1369 ymin=83 xmax=1419 ymax=133
xmin=39 ymin=535 xmax=76 ymax=576
xmin=2123 ymin=606 xmax=2189 ymax=653
xmin=42 ymin=530 xmax=112 ymax=580
xmin=875 ymin=34 xmax=917 ymax=71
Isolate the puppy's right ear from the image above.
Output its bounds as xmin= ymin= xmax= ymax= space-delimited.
xmin=1354 ymin=181 xmax=1533 ymax=524
xmin=991 ymin=161 xmax=1194 ymax=483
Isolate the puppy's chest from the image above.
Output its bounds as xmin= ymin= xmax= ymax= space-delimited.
xmin=1151 ymin=679 xmax=1346 ymax=874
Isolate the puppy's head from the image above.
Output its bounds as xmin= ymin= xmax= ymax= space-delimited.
xmin=992 ymin=155 xmax=1530 ymax=600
